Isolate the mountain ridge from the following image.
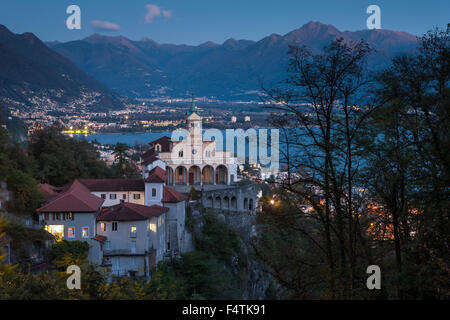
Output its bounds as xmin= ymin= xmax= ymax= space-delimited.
xmin=47 ymin=21 xmax=418 ymax=100
xmin=0 ymin=24 xmax=124 ymax=112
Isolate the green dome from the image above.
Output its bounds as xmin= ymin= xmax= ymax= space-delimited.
xmin=186 ymin=95 xmax=201 ymax=116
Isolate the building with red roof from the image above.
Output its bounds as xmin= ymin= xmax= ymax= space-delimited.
xmin=96 ymin=202 xmax=170 ymax=277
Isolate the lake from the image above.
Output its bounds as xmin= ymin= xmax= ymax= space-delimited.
xmin=72 ymin=132 xmax=171 ymax=146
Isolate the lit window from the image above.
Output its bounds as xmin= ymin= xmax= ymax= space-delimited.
xmin=68 ymin=227 xmax=75 ymax=238
xmin=101 ymin=223 xmax=107 ymax=232
xmin=112 ymin=222 xmax=118 ymax=231
xmin=82 ymin=227 xmax=89 ymax=238
xmin=131 ymin=226 xmax=137 ymax=233
xmin=45 ymin=225 xmax=64 ymax=241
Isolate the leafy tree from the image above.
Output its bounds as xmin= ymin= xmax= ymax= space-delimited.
xmin=111 ymin=143 xmax=140 ymax=178
xmin=29 ymin=125 xmax=115 ymax=186
xmin=50 ymin=240 xmax=90 ymax=268
xmin=189 ymin=186 xmax=197 ymax=200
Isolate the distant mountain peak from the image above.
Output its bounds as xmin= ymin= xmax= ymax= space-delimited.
xmin=141 ymin=37 xmax=160 ymax=45
xmin=199 ymin=41 xmax=219 ymax=47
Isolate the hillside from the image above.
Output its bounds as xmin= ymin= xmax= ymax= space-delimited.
xmin=0 ymin=25 xmax=123 ymax=112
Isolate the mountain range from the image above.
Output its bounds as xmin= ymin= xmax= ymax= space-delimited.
xmin=48 ymin=21 xmax=419 ymax=100
xmin=0 ymin=25 xmax=123 ymax=112
xmin=0 ymin=21 xmax=419 ymax=113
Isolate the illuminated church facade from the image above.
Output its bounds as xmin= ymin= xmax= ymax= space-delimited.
xmin=142 ymin=101 xmax=239 ymax=187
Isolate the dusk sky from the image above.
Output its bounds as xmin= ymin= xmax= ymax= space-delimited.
xmin=0 ymin=0 xmax=449 ymax=44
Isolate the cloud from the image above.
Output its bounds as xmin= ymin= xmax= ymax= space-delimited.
xmin=145 ymin=4 xmax=172 ymax=24
xmin=91 ymin=20 xmax=120 ymax=31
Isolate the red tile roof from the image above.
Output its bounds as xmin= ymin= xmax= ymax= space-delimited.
xmin=142 ymin=154 xmax=159 ymax=166
xmin=38 ymin=183 xmax=63 ymax=201
xmin=163 ymin=186 xmax=188 ymax=203
xmin=144 ymin=166 xmax=166 ymax=183
xmin=37 ymin=180 xmax=104 ymax=213
xmin=97 ymin=202 xmax=169 ymax=221
xmin=93 ymin=235 xmax=107 ymax=243
xmin=142 ymin=148 xmax=155 ymax=159
xmin=148 ymin=136 xmax=171 ymax=152
xmin=78 ymin=179 xmax=145 ymax=192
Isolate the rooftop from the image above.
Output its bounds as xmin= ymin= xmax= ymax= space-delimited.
xmin=78 ymin=179 xmax=145 ymax=192
xmin=37 ymin=180 xmax=104 ymax=213
xmin=97 ymin=202 xmax=169 ymax=221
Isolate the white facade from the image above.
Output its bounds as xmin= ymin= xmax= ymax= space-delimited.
xmin=143 ymin=109 xmax=239 ymax=186
xmin=97 ymin=215 xmax=166 ymax=277
xmin=92 ymin=191 xmax=145 ymax=207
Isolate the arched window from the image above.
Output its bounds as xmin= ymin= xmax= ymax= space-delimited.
xmin=178 ymin=150 xmax=183 ymax=158
xmin=155 ymin=144 xmax=161 ymax=152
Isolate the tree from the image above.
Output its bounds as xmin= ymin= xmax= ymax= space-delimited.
xmin=362 ymin=25 xmax=450 ymax=299
xmin=260 ymin=38 xmax=375 ymax=298
xmin=29 ymin=125 xmax=115 ymax=186
xmin=112 ymin=143 xmax=140 ymax=178
xmin=189 ymin=186 xmax=197 ymax=201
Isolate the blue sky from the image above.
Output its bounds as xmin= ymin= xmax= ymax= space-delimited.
xmin=0 ymin=0 xmax=448 ymax=44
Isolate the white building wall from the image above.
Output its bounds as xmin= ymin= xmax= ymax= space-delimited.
xmin=39 ymin=212 xmax=102 ymax=264
xmin=97 ymin=214 xmax=166 ymax=276
xmin=143 ymin=160 xmax=166 ymax=178
xmin=144 ymin=183 xmax=163 ymax=206
xmin=91 ymin=191 xmax=145 ymax=207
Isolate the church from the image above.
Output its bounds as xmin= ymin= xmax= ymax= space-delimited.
xmin=142 ymin=100 xmax=239 ymax=187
